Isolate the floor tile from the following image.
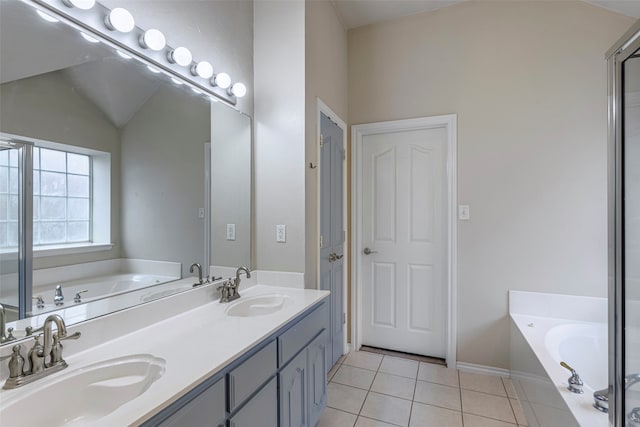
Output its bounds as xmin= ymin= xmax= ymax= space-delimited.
xmin=461 ymin=389 xmax=516 ymax=424
xmin=370 ymin=372 xmax=416 ymax=400
xmin=327 ymin=382 xmax=368 ymax=414
xmin=360 ymin=391 xmax=412 ymax=426
xmin=502 ymin=378 xmax=518 ymax=399
xmin=459 ymin=371 xmax=507 ymax=396
xmin=317 ymin=407 xmax=358 ymax=427
xmin=354 ymin=416 xmax=399 ymax=427
xmin=413 ymin=380 xmax=461 ymax=411
xmin=379 ymin=356 xmax=419 ymax=379
xmin=409 ymin=402 xmax=462 ymax=427
xmin=332 ymin=365 xmax=377 ymax=390
xmin=510 ymin=398 xmax=528 ymax=426
xmin=344 ymin=351 xmax=384 ymax=371
xmin=463 ymin=413 xmax=517 ymax=427
xmin=417 ymin=362 xmax=459 ymax=387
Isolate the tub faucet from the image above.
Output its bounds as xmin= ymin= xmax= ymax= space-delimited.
xmin=189 ymin=263 xmax=204 ymax=286
xmin=560 ymin=361 xmax=583 ymax=394
xmin=593 ymin=373 xmax=640 ymax=414
xmin=54 ymin=285 xmax=64 ymax=306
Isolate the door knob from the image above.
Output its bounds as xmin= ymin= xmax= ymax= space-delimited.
xmin=363 ymin=247 xmax=377 ymax=255
xmin=329 ymin=253 xmax=344 ymax=262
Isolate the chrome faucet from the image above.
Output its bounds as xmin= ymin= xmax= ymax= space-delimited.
xmin=189 ymin=263 xmax=204 ymax=286
xmin=593 ymin=373 xmax=640 ymax=414
xmin=54 ymin=285 xmax=64 ymax=306
xmin=218 ymin=267 xmax=251 ymax=303
xmin=0 ymin=303 xmax=16 ymax=344
xmin=3 ymin=314 xmax=80 ymax=390
xmin=560 ymin=361 xmax=584 ymax=394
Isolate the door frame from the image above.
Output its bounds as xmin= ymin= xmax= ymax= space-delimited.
xmin=351 ymin=114 xmax=458 ymax=368
xmin=316 ymin=98 xmax=349 ymax=355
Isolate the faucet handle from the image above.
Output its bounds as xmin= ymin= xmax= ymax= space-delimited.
xmin=32 ymin=296 xmax=45 ymax=309
xmin=560 ymin=361 xmax=584 ymax=394
xmin=74 ymin=290 xmax=88 ymax=303
xmin=58 ymin=331 xmax=81 ymax=341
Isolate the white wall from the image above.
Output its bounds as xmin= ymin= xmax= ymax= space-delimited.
xmin=254 ymin=0 xmax=306 ymax=274
xmin=348 ymin=1 xmax=635 ymax=369
xmin=305 ymin=1 xmax=349 ymax=288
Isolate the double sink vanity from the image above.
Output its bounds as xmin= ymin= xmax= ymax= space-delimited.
xmin=0 ymin=278 xmax=330 ymax=426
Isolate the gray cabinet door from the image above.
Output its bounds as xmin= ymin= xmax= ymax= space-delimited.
xmin=229 ymin=376 xmax=277 ymax=427
xmin=279 ymin=349 xmax=308 ymax=427
xmin=308 ymin=331 xmax=328 ymax=427
xmin=158 ymin=377 xmax=225 ymax=427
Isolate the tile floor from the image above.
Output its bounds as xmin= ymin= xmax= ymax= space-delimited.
xmin=317 ymin=351 xmax=528 ymax=427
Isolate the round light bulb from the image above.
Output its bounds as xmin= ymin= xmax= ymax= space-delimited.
xmin=105 ymin=8 xmax=135 ymax=33
xmin=229 ymin=82 xmax=247 ymax=98
xmin=63 ymin=0 xmax=96 ymax=10
xmin=192 ymin=61 xmax=213 ymax=79
xmin=168 ymin=47 xmax=192 ymax=67
xmin=36 ymin=10 xmax=59 ymax=23
xmin=80 ymin=32 xmax=99 ymax=43
xmin=140 ymin=29 xmax=166 ymax=51
xmin=212 ymin=72 xmax=231 ymax=89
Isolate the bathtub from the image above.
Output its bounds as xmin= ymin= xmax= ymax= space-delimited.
xmin=32 ymin=273 xmax=179 ymax=312
xmin=509 ymin=291 xmax=609 ymax=427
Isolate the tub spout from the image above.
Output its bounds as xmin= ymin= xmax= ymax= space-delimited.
xmin=626 ymin=373 xmax=640 ymax=390
xmin=593 ymin=387 xmax=609 ymax=413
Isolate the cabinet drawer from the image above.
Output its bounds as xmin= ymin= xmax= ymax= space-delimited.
xmin=228 ymin=340 xmax=277 ymax=412
xmin=229 ymin=376 xmax=277 ymax=427
xmin=158 ymin=376 xmax=225 ymax=427
xmin=278 ymin=301 xmax=328 ymax=367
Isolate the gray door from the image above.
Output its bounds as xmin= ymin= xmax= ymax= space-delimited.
xmin=319 ymin=112 xmax=345 ymax=369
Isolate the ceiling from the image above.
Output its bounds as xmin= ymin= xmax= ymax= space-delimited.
xmin=331 ymin=0 xmax=640 ymax=30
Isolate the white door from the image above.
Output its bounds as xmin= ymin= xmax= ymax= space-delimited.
xmin=360 ymin=127 xmax=448 ymax=358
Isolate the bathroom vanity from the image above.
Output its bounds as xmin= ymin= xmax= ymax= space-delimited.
xmin=0 ymin=283 xmax=330 ymax=426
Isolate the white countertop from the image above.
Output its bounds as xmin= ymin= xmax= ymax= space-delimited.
xmin=0 ymin=284 xmax=329 ymax=426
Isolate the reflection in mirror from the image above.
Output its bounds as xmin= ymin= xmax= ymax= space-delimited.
xmin=0 ymin=0 xmax=252 ymax=339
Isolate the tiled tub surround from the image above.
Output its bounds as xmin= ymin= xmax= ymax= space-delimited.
xmin=509 ymin=291 xmax=608 ymax=427
xmin=0 ymin=281 xmax=329 ymax=426
xmin=319 ymin=350 xmax=527 ymax=426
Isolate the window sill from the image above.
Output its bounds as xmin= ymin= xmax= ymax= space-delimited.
xmin=33 ymin=243 xmax=114 ymax=258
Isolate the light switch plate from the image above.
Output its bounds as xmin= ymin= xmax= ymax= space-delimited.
xmin=458 ymin=205 xmax=470 ymax=220
xmin=226 ymin=224 xmax=236 ymax=241
xmin=276 ymin=224 xmax=286 ymax=242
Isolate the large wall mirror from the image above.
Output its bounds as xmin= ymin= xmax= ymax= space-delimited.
xmin=0 ymin=0 xmax=252 ymax=341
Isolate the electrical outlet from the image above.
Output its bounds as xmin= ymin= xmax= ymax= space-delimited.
xmin=276 ymin=224 xmax=286 ymax=242
xmin=226 ymin=224 xmax=236 ymax=241
xmin=458 ymin=205 xmax=470 ymax=220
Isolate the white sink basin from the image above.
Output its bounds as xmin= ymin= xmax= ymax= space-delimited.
xmin=226 ymin=294 xmax=289 ymax=317
xmin=0 ymin=354 xmax=165 ymax=426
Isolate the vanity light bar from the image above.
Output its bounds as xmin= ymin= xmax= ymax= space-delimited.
xmin=28 ymin=0 xmax=246 ymax=103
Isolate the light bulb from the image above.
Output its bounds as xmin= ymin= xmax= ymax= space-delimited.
xmin=80 ymin=32 xmax=99 ymax=43
xmin=212 ymin=72 xmax=231 ymax=89
xmin=36 ymin=10 xmax=59 ymax=23
xmin=191 ymin=61 xmax=213 ymax=79
xmin=140 ymin=29 xmax=166 ymax=51
xmin=168 ymin=47 xmax=192 ymax=67
xmin=116 ymin=50 xmax=132 ymax=59
xmin=62 ymin=0 xmax=95 ymax=10
xmin=229 ymin=82 xmax=247 ymax=98
xmin=105 ymin=8 xmax=135 ymax=33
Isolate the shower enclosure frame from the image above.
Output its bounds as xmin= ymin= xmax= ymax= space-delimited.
xmin=607 ymin=19 xmax=640 ymax=427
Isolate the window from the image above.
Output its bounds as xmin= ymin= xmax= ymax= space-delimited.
xmin=33 ymin=147 xmax=91 ymax=246
xmin=0 ymin=148 xmax=19 ymax=249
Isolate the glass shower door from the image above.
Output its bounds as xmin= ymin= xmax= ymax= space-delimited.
xmin=623 ymin=46 xmax=640 ymax=426
xmin=0 ymin=140 xmax=32 ymax=321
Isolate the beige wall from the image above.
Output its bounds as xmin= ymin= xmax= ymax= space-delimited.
xmin=348 ymin=1 xmax=635 ymax=368
xmin=254 ymin=0 xmax=307 ymax=273
xmin=305 ymin=0 xmax=349 ymax=288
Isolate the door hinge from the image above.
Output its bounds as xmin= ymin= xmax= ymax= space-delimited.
xmin=320 ymin=235 xmax=323 ymax=248
xmin=320 ymin=134 xmax=324 ymax=147
xmin=343 ymin=312 xmax=346 ymax=324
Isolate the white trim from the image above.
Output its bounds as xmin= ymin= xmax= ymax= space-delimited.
xmin=316 ymin=98 xmax=349 ymax=356
xmin=351 ymin=114 xmax=458 ymax=368
xmin=457 ymin=362 xmax=511 ymax=378
xmin=32 ymin=243 xmax=114 ymax=258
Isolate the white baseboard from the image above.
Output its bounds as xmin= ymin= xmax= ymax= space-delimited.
xmin=456 ymin=362 xmax=511 ymax=378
